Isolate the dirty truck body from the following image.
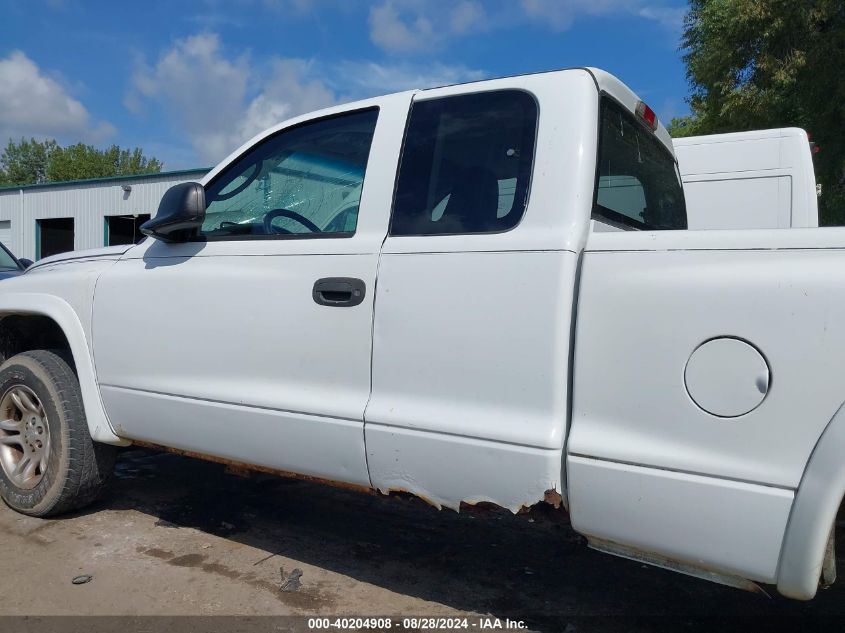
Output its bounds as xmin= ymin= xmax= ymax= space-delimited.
xmin=0 ymin=68 xmax=844 ymax=602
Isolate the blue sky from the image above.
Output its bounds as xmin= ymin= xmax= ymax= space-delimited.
xmin=0 ymin=0 xmax=691 ymax=169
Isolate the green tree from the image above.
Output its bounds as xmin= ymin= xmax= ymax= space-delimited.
xmin=673 ymin=0 xmax=845 ymax=224
xmin=47 ymin=143 xmax=163 ymax=182
xmin=0 ymin=138 xmax=163 ymax=187
xmin=0 ymin=138 xmax=58 ymax=187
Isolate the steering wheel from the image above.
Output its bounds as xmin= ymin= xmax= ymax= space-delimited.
xmin=263 ymin=208 xmax=322 ymax=234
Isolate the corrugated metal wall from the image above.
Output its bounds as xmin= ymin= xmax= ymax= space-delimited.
xmin=0 ymin=170 xmax=208 ymax=260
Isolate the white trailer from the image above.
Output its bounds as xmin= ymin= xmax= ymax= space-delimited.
xmin=674 ymin=128 xmax=819 ymax=229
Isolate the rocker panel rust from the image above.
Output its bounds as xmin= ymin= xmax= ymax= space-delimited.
xmin=130 ymin=440 xmax=567 ymax=520
xmin=131 ymin=440 xmax=375 ymax=496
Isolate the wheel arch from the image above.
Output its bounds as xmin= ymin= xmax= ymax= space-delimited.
xmin=777 ymin=400 xmax=845 ymax=599
xmin=0 ymin=293 xmax=127 ymax=446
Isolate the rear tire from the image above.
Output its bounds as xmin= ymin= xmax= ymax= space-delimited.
xmin=0 ymin=350 xmax=116 ymax=516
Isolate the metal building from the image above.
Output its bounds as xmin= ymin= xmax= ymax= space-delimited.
xmin=0 ymin=168 xmax=208 ymax=261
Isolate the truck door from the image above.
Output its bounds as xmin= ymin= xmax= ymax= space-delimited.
xmin=364 ymin=73 xmax=598 ymax=511
xmin=93 ymin=94 xmax=412 ymax=486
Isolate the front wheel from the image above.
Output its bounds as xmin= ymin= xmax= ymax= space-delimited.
xmin=0 ymin=350 xmax=116 ymax=516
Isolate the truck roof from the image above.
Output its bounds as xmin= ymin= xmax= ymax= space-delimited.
xmin=418 ymin=67 xmax=675 ymax=156
xmin=673 ymin=127 xmax=814 ymax=176
xmin=673 ymin=127 xmax=809 ymax=147
xmin=206 ymin=67 xmax=677 ymax=190
xmin=585 ymin=67 xmax=674 ymax=153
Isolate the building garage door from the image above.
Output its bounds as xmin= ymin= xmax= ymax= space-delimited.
xmin=37 ymin=218 xmax=74 ymax=259
xmin=105 ymin=214 xmax=150 ymax=245
xmin=0 ymin=221 xmax=11 ymax=250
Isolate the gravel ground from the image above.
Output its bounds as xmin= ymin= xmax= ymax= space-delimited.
xmin=1 ymin=447 xmax=844 ymax=632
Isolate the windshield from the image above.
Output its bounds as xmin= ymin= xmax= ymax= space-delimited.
xmin=593 ymin=98 xmax=687 ymax=230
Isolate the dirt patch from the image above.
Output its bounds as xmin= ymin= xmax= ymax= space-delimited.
xmin=137 ymin=545 xmax=334 ymax=609
xmin=1 ymin=447 xmax=843 ymax=631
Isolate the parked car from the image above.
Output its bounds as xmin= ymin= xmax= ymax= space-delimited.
xmin=0 ymin=68 xmax=843 ymax=602
xmin=0 ymin=242 xmax=31 ymax=280
xmin=673 ymin=128 xmax=819 ymax=229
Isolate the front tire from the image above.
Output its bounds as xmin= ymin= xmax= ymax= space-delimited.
xmin=0 ymin=350 xmax=116 ymax=516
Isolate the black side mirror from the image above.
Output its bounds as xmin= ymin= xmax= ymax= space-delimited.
xmin=18 ymin=258 xmax=33 ymax=269
xmin=141 ymin=182 xmax=206 ymax=243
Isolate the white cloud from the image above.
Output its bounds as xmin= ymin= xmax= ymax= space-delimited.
xmin=128 ymin=32 xmax=485 ymax=164
xmin=127 ymin=34 xmax=337 ymax=163
xmin=127 ymin=33 xmax=253 ymax=162
xmin=0 ymin=50 xmax=114 ymax=144
xmin=335 ymin=60 xmax=485 ymax=95
xmin=369 ymin=1 xmax=435 ymax=54
xmin=520 ymin=0 xmax=579 ymax=30
xmin=368 ymin=0 xmax=684 ymax=52
xmin=236 ymin=58 xmax=335 ymax=142
xmin=521 ymin=0 xmax=685 ymax=32
xmin=637 ymin=5 xmax=686 ymax=31
xmin=449 ymin=1 xmax=485 ymax=34
xmin=368 ymin=0 xmax=488 ymax=54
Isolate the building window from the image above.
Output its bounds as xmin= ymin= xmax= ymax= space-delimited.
xmin=105 ymin=214 xmax=150 ymax=246
xmin=37 ymin=218 xmax=74 ymax=260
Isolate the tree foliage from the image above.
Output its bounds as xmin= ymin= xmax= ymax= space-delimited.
xmin=672 ymin=0 xmax=845 ymax=223
xmin=0 ymin=139 xmax=163 ymax=188
xmin=0 ymin=139 xmax=58 ymax=186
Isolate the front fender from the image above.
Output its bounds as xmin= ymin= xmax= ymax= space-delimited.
xmin=0 ymin=292 xmax=128 ymax=446
xmin=777 ymin=401 xmax=845 ymax=599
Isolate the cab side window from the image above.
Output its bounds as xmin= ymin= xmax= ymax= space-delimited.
xmin=201 ymin=108 xmax=379 ymax=239
xmin=390 ymin=90 xmax=537 ymax=236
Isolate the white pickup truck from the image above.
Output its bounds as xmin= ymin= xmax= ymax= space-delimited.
xmin=0 ymin=68 xmax=843 ymax=601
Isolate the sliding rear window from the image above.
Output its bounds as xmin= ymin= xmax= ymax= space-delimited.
xmin=593 ymin=98 xmax=687 ymax=230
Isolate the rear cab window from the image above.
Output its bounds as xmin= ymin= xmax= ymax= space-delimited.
xmin=390 ymin=90 xmax=537 ymax=236
xmin=594 ymin=98 xmax=687 ymax=230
